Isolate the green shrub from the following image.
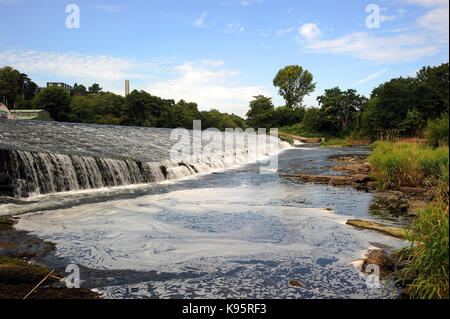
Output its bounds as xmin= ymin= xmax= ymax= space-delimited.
xmin=425 ymin=114 xmax=449 ymax=148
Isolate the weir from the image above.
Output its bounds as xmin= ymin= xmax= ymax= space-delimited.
xmin=0 ymin=149 xmax=207 ymax=198
xmin=0 ymin=121 xmax=289 ymax=198
xmin=0 ymin=144 xmax=287 ymax=198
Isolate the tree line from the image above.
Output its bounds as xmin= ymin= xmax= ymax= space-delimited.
xmin=246 ymin=63 xmax=449 ymax=139
xmin=1 ymin=62 xmax=448 ymax=138
xmin=0 ymin=66 xmax=247 ymax=130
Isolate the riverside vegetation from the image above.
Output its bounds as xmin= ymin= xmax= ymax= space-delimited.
xmin=367 ymin=136 xmax=449 ymax=299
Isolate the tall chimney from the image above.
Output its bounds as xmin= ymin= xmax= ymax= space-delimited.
xmin=125 ymin=80 xmax=130 ymax=97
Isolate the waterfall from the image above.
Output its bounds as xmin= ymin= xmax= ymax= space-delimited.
xmin=0 ymin=137 xmax=289 ymax=198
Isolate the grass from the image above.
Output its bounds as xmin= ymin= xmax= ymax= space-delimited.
xmin=320 ymin=138 xmax=353 ymax=148
xmin=397 ymin=194 xmax=449 ymax=299
xmin=278 ymin=135 xmax=294 ymax=145
xmin=0 ymin=257 xmax=58 ymax=285
xmin=368 ymin=141 xmax=449 ymax=190
xmin=369 ymin=141 xmax=449 ymax=299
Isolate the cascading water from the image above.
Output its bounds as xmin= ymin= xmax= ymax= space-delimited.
xmin=0 ymin=120 xmax=289 ymax=198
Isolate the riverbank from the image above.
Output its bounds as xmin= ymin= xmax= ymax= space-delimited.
xmin=0 ymin=218 xmax=100 ymax=299
xmin=282 ymin=140 xmax=449 ymax=299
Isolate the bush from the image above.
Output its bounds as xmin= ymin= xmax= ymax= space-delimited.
xmin=425 ymin=114 xmax=449 ymax=148
xmin=368 ymin=142 xmax=449 ymax=189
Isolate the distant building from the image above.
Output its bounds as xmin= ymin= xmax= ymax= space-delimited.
xmin=9 ymin=109 xmax=54 ymax=121
xmin=47 ymin=82 xmax=73 ymax=93
xmin=0 ymin=103 xmax=10 ymax=119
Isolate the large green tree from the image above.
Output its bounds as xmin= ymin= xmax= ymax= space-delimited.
xmin=413 ymin=62 xmax=449 ymax=119
xmin=0 ymin=66 xmax=20 ymax=107
xmin=246 ymin=95 xmax=275 ymax=129
xmin=317 ymin=87 xmax=367 ymax=132
xmin=360 ymin=77 xmax=416 ymax=137
xmin=34 ymin=87 xmax=71 ymax=121
xmin=273 ymin=65 xmax=316 ymax=108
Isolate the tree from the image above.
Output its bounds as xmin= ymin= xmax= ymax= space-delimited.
xmin=18 ymin=73 xmax=38 ymax=100
xmin=121 ymin=90 xmax=160 ymax=127
xmin=69 ymin=95 xmax=96 ymax=123
xmin=34 ymin=87 xmax=71 ymax=121
xmin=317 ymin=87 xmax=367 ymax=132
xmin=273 ymin=65 xmax=316 ymax=108
xmin=88 ymin=83 xmax=103 ymax=94
xmin=91 ymin=92 xmax=124 ymax=119
xmin=300 ymin=107 xmax=324 ymax=133
xmin=0 ymin=66 xmax=20 ymax=107
xmin=399 ymin=108 xmax=424 ymax=136
xmin=273 ymin=105 xmax=305 ymax=127
xmin=0 ymin=67 xmax=37 ymax=108
xmin=72 ymin=83 xmax=87 ymax=96
xmin=413 ymin=63 xmax=449 ymax=119
xmin=246 ymin=95 xmax=275 ymax=129
xmin=360 ymin=77 xmax=415 ymax=137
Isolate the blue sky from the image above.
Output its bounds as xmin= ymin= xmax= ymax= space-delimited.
xmin=0 ymin=0 xmax=448 ymax=116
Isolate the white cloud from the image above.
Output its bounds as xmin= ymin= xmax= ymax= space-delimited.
xmin=0 ymin=49 xmax=267 ymax=115
xmin=224 ymin=23 xmax=245 ymax=33
xmin=145 ymin=61 xmax=267 ymax=116
xmin=302 ymin=32 xmax=441 ymax=63
xmin=354 ymin=68 xmax=390 ymax=85
xmin=0 ymin=49 xmax=155 ymax=82
xmin=194 ymin=12 xmax=208 ymax=27
xmin=298 ymin=23 xmax=321 ymax=40
xmin=297 ymin=1 xmax=448 ymax=64
xmin=418 ymin=7 xmax=449 ymax=34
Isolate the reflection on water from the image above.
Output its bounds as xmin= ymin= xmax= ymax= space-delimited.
xmin=14 ymin=146 xmax=406 ymax=299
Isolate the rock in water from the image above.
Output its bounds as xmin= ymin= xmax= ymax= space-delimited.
xmin=288 ymin=280 xmax=304 ymax=289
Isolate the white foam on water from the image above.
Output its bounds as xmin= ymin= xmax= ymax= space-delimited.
xmin=16 ymin=183 xmax=404 ymax=272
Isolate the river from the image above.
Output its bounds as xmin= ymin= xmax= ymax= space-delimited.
xmin=0 ymin=120 xmax=405 ymax=298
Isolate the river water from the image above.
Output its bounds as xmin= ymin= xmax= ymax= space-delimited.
xmin=0 ymin=120 xmax=405 ymax=299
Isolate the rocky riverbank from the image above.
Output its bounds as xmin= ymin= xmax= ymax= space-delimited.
xmin=280 ymin=153 xmax=431 ymax=220
xmin=280 ymin=151 xmax=435 ymax=299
